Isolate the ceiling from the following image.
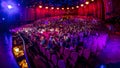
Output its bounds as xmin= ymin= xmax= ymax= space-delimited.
xmin=16 ymin=0 xmax=86 ymax=7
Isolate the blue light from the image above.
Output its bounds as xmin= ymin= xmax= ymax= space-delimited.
xmin=1 ymin=1 xmax=18 ymax=14
xmin=100 ymin=64 xmax=106 ymax=68
xmin=2 ymin=18 xmax=5 ymax=21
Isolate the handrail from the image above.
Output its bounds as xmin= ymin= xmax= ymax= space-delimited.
xmin=18 ymin=33 xmax=31 ymax=68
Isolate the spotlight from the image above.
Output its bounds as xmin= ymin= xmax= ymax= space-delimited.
xmin=85 ymin=1 xmax=89 ymax=5
xmin=62 ymin=8 xmax=64 ymax=10
xmin=1 ymin=1 xmax=18 ymax=14
xmin=7 ymin=5 xmax=13 ymax=9
xmin=76 ymin=6 xmax=79 ymax=8
xmin=57 ymin=7 xmax=59 ymax=10
xmin=39 ymin=5 xmax=42 ymax=8
xmin=81 ymin=4 xmax=84 ymax=7
xmin=51 ymin=7 xmax=54 ymax=9
xmin=72 ymin=7 xmax=74 ymax=9
xmin=45 ymin=7 xmax=48 ymax=9
xmin=67 ymin=7 xmax=69 ymax=10
xmin=91 ymin=0 xmax=94 ymax=1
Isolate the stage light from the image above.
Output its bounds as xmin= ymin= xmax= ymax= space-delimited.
xmin=39 ymin=5 xmax=42 ymax=8
xmin=91 ymin=0 xmax=94 ymax=1
xmin=57 ymin=7 xmax=59 ymax=10
xmin=1 ymin=1 xmax=18 ymax=14
xmin=85 ymin=1 xmax=89 ymax=5
xmin=51 ymin=7 xmax=54 ymax=9
xmin=76 ymin=6 xmax=79 ymax=8
xmin=45 ymin=7 xmax=48 ymax=9
xmin=72 ymin=7 xmax=74 ymax=9
xmin=81 ymin=4 xmax=84 ymax=7
xmin=7 ymin=5 xmax=13 ymax=9
xmin=67 ymin=7 xmax=69 ymax=10
xmin=62 ymin=8 xmax=64 ymax=10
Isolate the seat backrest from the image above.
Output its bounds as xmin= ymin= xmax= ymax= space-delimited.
xmin=64 ymin=48 xmax=70 ymax=56
xmin=60 ymin=47 xmax=64 ymax=55
xmin=83 ymin=49 xmax=90 ymax=60
xmin=70 ymin=52 xmax=78 ymax=62
xmin=78 ymin=50 xmax=83 ymax=57
xmin=48 ymin=62 xmax=54 ymax=68
xmin=51 ymin=54 xmax=58 ymax=66
xmin=42 ymin=47 xmax=46 ymax=55
xmin=58 ymin=60 xmax=66 ymax=68
xmin=40 ymin=46 xmax=44 ymax=52
xmin=45 ymin=50 xmax=51 ymax=60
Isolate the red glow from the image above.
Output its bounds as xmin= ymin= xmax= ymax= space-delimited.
xmin=45 ymin=7 xmax=48 ymax=9
xmin=39 ymin=5 xmax=42 ymax=8
xmin=57 ymin=8 xmax=59 ymax=10
xmin=85 ymin=1 xmax=89 ymax=5
xmin=81 ymin=4 xmax=84 ymax=7
xmin=67 ymin=7 xmax=69 ymax=10
xmin=51 ymin=7 xmax=54 ymax=9
xmin=72 ymin=7 xmax=74 ymax=9
xmin=62 ymin=8 xmax=64 ymax=10
xmin=76 ymin=6 xmax=79 ymax=8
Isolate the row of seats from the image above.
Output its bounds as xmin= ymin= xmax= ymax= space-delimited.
xmin=39 ymin=44 xmax=91 ymax=68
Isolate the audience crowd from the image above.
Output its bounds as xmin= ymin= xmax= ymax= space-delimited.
xmin=12 ymin=16 xmax=108 ymax=68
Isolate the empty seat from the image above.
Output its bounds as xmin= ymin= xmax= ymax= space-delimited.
xmin=58 ymin=60 xmax=66 ymax=68
xmin=40 ymin=46 xmax=43 ymax=52
xmin=83 ymin=49 xmax=90 ymax=60
xmin=78 ymin=50 xmax=83 ymax=57
xmin=41 ymin=47 xmax=46 ymax=55
xmin=48 ymin=61 xmax=54 ymax=68
xmin=59 ymin=46 xmax=64 ymax=55
xmin=63 ymin=48 xmax=71 ymax=62
xmin=45 ymin=50 xmax=51 ymax=60
xmin=68 ymin=52 xmax=78 ymax=67
xmin=51 ymin=54 xmax=58 ymax=66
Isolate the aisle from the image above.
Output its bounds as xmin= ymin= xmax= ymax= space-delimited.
xmin=0 ymin=32 xmax=19 ymax=68
xmin=98 ymin=35 xmax=120 ymax=64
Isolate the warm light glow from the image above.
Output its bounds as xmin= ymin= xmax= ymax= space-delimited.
xmin=67 ymin=7 xmax=69 ymax=10
xmin=91 ymin=0 xmax=94 ymax=1
xmin=76 ymin=6 xmax=79 ymax=8
xmin=85 ymin=1 xmax=89 ymax=5
xmin=45 ymin=7 xmax=48 ymax=9
xmin=81 ymin=4 xmax=84 ymax=7
xmin=62 ymin=8 xmax=64 ymax=10
xmin=51 ymin=7 xmax=54 ymax=9
xmin=14 ymin=47 xmax=19 ymax=52
xmin=39 ymin=5 xmax=42 ymax=8
xmin=19 ymin=59 xmax=28 ymax=68
xmin=57 ymin=7 xmax=59 ymax=10
xmin=72 ymin=7 xmax=74 ymax=9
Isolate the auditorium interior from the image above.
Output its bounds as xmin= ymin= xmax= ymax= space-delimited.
xmin=0 ymin=0 xmax=120 ymax=68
